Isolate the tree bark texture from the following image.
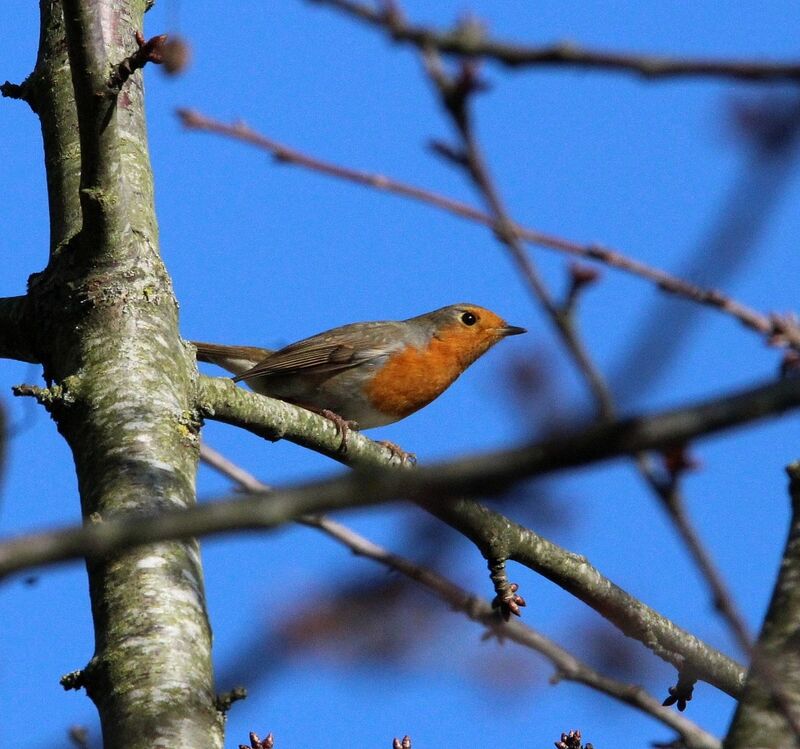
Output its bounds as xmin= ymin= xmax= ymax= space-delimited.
xmin=723 ymin=464 xmax=800 ymax=749
xmin=15 ymin=2 xmax=222 ymax=746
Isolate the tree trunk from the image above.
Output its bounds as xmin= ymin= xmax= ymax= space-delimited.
xmin=11 ymin=1 xmax=222 ymax=745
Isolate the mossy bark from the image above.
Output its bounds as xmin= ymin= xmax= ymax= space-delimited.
xmin=13 ymin=1 xmax=222 ymax=746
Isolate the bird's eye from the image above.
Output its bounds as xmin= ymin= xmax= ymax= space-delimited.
xmin=460 ymin=311 xmax=478 ymax=326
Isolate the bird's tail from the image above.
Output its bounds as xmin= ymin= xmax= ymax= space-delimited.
xmin=192 ymin=341 xmax=272 ymax=377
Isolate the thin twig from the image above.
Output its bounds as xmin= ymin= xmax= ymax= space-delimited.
xmin=200 ymin=442 xmax=273 ymax=492
xmin=202 ymin=443 xmax=721 ymax=749
xmin=181 ymin=99 xmax=782 ymax=658
xmin=420 ymin=50 xmax=615 ymax=418
xmin=177 ymin=110 xmax=800 ymax=352
xmin=108 ymin=31 xmax=168 ymax=91
xmin=401 ymin=34 xmax=757 ymax=661
xmin=637 ymin=454 xmax=753 ymax=655
xmin=308 ymin=0 xmax=800 ymax=82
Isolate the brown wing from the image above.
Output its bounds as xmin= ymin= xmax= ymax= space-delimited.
xmin=232 ymin=324 xmax=401 ymax=383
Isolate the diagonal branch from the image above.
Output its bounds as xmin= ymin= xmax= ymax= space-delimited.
xmin=178 ymin=110 xmax=800 ymax=352
xmin=0 ymin=421 xmax=748 ymax=696
xmin=195 ymin=373 xmax=800 ymax=493
xmin=724 ymin=464 xmax=800 ymax=746
xmin=424 ymin=493 xmax=744 ymax=698
xmin=202 ymin=443 xmax=722 ymax=749
xmin=639 ymin=454 xmax=753 ymax=656
xmin=196 ymin=375 xmax=410 ymax=467
xmin=3 ymin=376 xmax=799 ymax=691
xmin=308 ymin=0 xmax=800 ymax=82
xmin=304 ymin=517 xmax=720 ymax=749
xmin=420 ymin=50 xmax=614 ymax=417
xmin=314 ymin=524 xmax=721 ymax=749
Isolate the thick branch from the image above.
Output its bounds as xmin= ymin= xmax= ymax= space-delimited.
xmin=4 ymin=376 xmax=798 ymax=696
xmin=25 ymin=1 xmax=84 ymax=252
xmin=33 ymin=2 xmax=220 ymax=747
xmin=61 ymin=4 xmax=160 ymax=258
xmin=424 ymin=495 xmax=744 ymax=698
xmin=61 ymin=0 xmax=120 ymax=244
xmin=723 ymin=464 xmax=800 ymax=747
xmin=310 ymin=0 xmax=800 ymax=81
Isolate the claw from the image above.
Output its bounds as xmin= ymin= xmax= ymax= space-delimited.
xmin=376 ymin=440 xmax=417 ymax=466
xmin=320 ymin=409 xmax=358 ymax=453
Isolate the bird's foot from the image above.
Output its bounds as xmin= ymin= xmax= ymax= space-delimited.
xmin=320 ymin=409 xmax=359 ymax=453
xmin=376 ymin=440 xmax=417 ymax=466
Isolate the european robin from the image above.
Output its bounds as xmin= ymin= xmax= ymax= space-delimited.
xmin=194 ymin=303 xmax=525 ymax=432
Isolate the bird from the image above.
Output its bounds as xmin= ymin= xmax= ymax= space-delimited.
xmin=193 ymin=302 xmax=525 ymax=440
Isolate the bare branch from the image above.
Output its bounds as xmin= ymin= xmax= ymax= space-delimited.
xmin=420 ymin=49 xmax=614 ymax=417
xmin=61 ymin=0 xmax=119 ymax=243
xmin=313 ymin=574 xmax=710 ymax=746
xmin=1 ymin=376 xmax=797 ymax=697
xmin=0 ymin=470 xmax=392 ymax=580
xmin=425 ymin=492 xmax=745 ymax=698
xmin=196 ymin=375 xmax=410 ymax=468
xmin=204 ymin=444 xmax=722 ymax=749
xmin=724 ymin=464 xmax=800 ymax=746
xmin=195 ymin=373 xmax=800 ymax=492
xmin=178 ymin=110 xmax=800 ymax=352
xmin=308 ymin=0 xmax=800 ymax=82
xmin=107 ymin=31 xmax=168 ymax=92
xmin=638 ymin=453 xmax=753 ymax=655
xmin=0 ymin=487 xmax=745 ymax=697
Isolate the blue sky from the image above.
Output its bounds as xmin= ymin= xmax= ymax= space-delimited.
xmin=2 ymin=2 xmax=800 ymax=747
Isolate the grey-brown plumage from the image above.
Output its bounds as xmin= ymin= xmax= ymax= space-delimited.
xmin=193 ymin=304 xmax=525 ymax=428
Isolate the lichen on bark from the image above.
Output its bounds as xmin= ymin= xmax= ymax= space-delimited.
xmin=10 ymin=1 xmax=223 ymax=746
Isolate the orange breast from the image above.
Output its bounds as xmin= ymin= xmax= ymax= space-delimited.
xmin=363 ymin=326 xmax=494 ymax=419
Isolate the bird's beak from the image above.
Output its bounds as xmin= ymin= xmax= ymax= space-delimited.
xmin=498 ymin=325 xmax=526 ymax=337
